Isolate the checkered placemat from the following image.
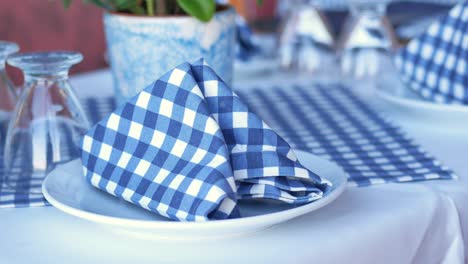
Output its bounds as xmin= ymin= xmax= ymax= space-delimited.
xmin=236 ymin=83 xmax=455 ymax=186
xmin=0 ymin=97 xmax=115 ymax=209
xmin=314 ymin=0 xmax=459 ymax=11
xmin=0 ymin=82 xmax=455 ymax=208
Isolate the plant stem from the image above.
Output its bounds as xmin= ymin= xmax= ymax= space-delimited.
xmin=155 ymin=0 xmax=166 ymax=15
xmin=174 ymin=1 xmax=180 ymax=14
xmin=146 ymin=0 xmax=154 ymax=16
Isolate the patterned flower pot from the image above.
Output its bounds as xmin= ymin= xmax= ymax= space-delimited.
xmin=104 ymin=7 xmax=236 ymax=105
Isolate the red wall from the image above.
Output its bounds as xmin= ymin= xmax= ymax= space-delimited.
xmin=0 ymin=0 xmax=107 ymax=83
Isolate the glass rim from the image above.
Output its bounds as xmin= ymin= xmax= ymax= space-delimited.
xmin=0 ymin=41 xmax=19 ymax=56
xmin=7 ymin=51 xmax=83 ymax=73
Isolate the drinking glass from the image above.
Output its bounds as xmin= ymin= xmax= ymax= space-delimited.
xmin=0 ymin=41 xmax=19 ymax=138
xmin=278 ymin=0 xmax=336 ymax=73
xmin=338 ymin=1 xmax=397 ymax=81
xmin=4 ymin=51 xmax=90 ymax=193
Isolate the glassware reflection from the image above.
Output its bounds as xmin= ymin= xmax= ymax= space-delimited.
xmin=0 ymin=41 xmax=19 ymax=140
xmin=4 ymin=51 xmax=90 ymax=193
xmin=338 ymin=1 xmax=398 ymax=81
xmin=278 ymin=0 xmax=336 ymax=73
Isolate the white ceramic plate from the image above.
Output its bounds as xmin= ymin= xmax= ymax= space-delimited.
xmin=42 ymin=150 xmax=347 ymax=240
xmin=376 ymin=80 xmax=468 ymax=125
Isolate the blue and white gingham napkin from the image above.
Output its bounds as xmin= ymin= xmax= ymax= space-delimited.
xmin=80 ymin=59 xmax=331 ymax=221
xmin=395 ymin=3 xmax=468 ymax=104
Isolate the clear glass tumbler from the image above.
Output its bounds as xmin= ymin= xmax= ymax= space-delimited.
xmin=278 ymin=0 xmax=336 ymax=74
xmin=0 ymin=41 xmax=19 ymax=139
xmin=338 ymin=1 xmax=397 ymax=81
xmin=4 ymin=51 xmax=90 ymax=193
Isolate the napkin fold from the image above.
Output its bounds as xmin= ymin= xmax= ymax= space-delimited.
xmin=80 ymin=59 xmax=331 ymax=221
xmin=395 ymin=3 xmax=468 ymax=104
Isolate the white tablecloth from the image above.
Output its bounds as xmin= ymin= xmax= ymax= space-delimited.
xmin=0 ymin=70 xmax=466 ymax=264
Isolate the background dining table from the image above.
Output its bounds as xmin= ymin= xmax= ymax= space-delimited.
xmin=1 ymin=68 xmax=467 ymax=264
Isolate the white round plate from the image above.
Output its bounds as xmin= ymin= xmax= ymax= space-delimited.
xmin=376 ymin=80 xmax=468 ymax=126
xmin=42 ymin=150 xmax=347 ymax=240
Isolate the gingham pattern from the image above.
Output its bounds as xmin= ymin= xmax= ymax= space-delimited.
xmin=314 ymin=0 xmax=459 ymax=11
xmin=80 ymin=59 xmax=331 ymax=221
xmin=395 ymin=3 xmax=468 ymax=104
xmin=0 ymin=97 xmax=115 ymax=208
xmin=0 ymin=125 xmax=47 ymax=208
xmin=236 ymin=15 xmax=259 ymax=61
xmin=236 ymin=83 xmax=455 ymax=186
xmin=1 ymin=79 xmax=456 ymax=208
xmin=0 ymin=178 xmax=46 ymax=208
xmin=216 ymin=0 xmax=259 ymax=61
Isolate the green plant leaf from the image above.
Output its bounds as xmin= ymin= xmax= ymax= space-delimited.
xmin=83 ymin=0 xmax=115 ymax=11
xmin=130 ymin=4 xmax=145 ymax=14
xmin=177 ymin=0 xmax=215 ymax=22
xmin=62 ymin=0 xmax=72 ymax=8
xmin=113 ymin=0 xmax=138 ymax=9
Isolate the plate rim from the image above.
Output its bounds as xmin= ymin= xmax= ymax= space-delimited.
xmin=42 ymin=150 xmax=347 ymax=230
xmin=376 ymin=84 xmax=468 ymax=114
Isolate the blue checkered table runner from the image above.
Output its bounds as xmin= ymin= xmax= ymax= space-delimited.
xmin=0 ymin=83 xmax=455 ymax=208
xmin=237 ymin=83 xmax=455 ymax=186
xmin=0 ymin=97 xmax=116 ymax=208
xmin=314 ymin=0 xmax=459 ymax=10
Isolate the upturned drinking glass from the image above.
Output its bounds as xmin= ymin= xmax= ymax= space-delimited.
xmin=0 ymin=41 xmax=19 ymax=138
xmin=278 ymin=0 xmax=337 ymax=74
xmin=4 ymin=51 xmax=90 ymax=192
xmin=338 ymin=1 xmax=397 ymax=81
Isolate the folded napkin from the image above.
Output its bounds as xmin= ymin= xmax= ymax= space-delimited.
xmin=80 ymin=59 xmax=331 ymax=221
xmin=395 ymin=3 xmax=468 ymax=104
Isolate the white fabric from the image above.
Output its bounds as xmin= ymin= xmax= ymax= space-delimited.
xmin=0 ymin=70 xmax=466 ymax=264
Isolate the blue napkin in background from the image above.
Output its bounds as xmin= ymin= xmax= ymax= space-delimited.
xmin=395 ymin=3 xmax=468 ymax=104
xmin=236 ymin=15 xmax=260 ymax=61
xmin=80 ymin=59 xmax=331 ymax=221
xmin=216 ymin=0 xmax=259 ymax=61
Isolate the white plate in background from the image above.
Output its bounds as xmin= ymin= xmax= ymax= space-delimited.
xmin=376 ymin=80 xmax=468 ymax=129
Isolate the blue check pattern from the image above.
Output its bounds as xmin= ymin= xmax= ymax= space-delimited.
xmin=0 ymin=179 xmax=47 ymax=208
xmin=0 ymin=97 xmax=115 ymax=208
xmin=1 ymin=77 xmax=456 ymax=209
xmin=217 ymin=0 xmax=259 ymax=61
xmin=235 ymin=16 xmax=259 ymax=61
xmin=0 ymin=127 xmax=48 ymax=208
xmin=237 ymin=83 xmax=455 ymax=186
xmin=314 ymin=0 xmax=459 ymax=10
xmin=80 ymin=59 xmax=331 ymax=221
xmin=395 ymin=3 xmax=468 ymax=105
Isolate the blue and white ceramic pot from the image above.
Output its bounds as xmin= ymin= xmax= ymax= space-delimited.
xmin=104 ymin=8 xmax=236 ymax=105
